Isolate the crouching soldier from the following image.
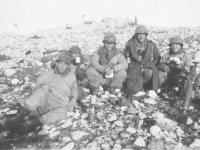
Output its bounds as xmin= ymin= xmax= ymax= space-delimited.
xmin=0 ymin=55 xmax=77 ymax=134
xmin=86 ymin=33 xmax=128 ymax=95
xmin=50 ymin=46 xmax=87 ymax=100
xmin=158 ymin=36 xmax=194 ymax=96
xmin=124 ymin=25 xmax=160 ymax=97
xmin=50 ymin=46 xmax=86 ymax=81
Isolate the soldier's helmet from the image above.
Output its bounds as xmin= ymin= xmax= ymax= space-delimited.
xmin=102 ymin=33 xmax=116 ymax=44
xmin=135 ymin=25 xmax=148 ymax=35
xmin=169 ymin=36 xmax=183 ymax=47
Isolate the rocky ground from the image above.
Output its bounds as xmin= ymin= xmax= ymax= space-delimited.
xmin=0 ymin=18 xmax=200 ymax=150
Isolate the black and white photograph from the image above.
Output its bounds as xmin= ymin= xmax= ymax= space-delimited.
xmin=0 ymin=0 xmax=200 ymax=149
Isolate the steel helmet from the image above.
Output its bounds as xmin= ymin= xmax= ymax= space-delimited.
xmin=56 ymin=55 xmax=71 ymax=64
xmin=169 ymin=36 xmax=183 ymax=47
xmin=135 ymin=25 xmax=148 ymax=35
xmin=68 ymin=46 xmax=81 ymax=53
xmin=102 ymin=33 xmax=116 ymax=44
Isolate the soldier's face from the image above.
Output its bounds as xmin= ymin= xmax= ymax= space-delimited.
xmin=57 ymin=61 xmax=69 ymax=74
xmin=104 ymin=43 xmax=115 ymax=51
xmin=171 ymin=44 xmax=181 ymax=53
xmin=136 ymin=33 xmax=147 ymax=42
xmin=70 ymin=52 xmax=80 ymax=59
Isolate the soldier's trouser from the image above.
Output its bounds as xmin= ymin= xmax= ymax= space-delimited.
xmin=86 ymin=67 xmax=127 ymax=88
xmin=159 ymin=71 xmax=168 ymax=86
xmin=24 ymin=87 xmax=68 ymax=125
xmin=159 ymin=71 xmax=181 ymax=86
xmin=142 ymin=68 xmax=153 ymax=83
xmin=77 ymin=84 xmax=87 ymax=100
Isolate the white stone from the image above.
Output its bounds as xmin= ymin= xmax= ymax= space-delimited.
xmin=101 ymin=143 xmax=110 ymax=150
xmin=132 ymin=100 xmax=140 ymax=108
xmin=133 ymin=91 xmax=146 ymax=97
xmin=134 ymin=136 xmax=146 ymax=147
xmin=1 ymin=62 xmax=18 ymax=69
xmin=11 ymin=79 xmax=19 ymax=85
xmin=156 ymin=118 xmax=177 ymax=132
xmin=147 ymin=90 xmax=157 ymax=99
xmin=0 ymin=108 xmax=10 ymax=113
xmin=101 ymin=94 xmax=109 ymax=99
xmin=150 ymin=125 xmax=161 ymax=136
xmin=176 ymin=127 xmax=184 ymax=137
xmin=194 ymin=122 xmax=200 ymax=130
xmin=72 ymin=131 xmax=89 ymax=141
xmin=138 ymin=120 xmax=144 ymax=126
xmin=61 ymin=142 xmax=74 ymax=150
xmin=61 ymin=119 xmax=73 ymax=128
xmin=6 ymin=110 xmax=18 ymax=115
xmin=120 ymin=106 xmax=128 ymax=112
xmin=49 ymin=131 xmax=60 ymax=138
xmin=144 ymin=98 xmax=157 ymax=105
xmin=151 ymin=111 xmax=164 ymax=119
xmin=35 ymin=60 xmax=43 ymax=66
xmin=107 ymin=113 xmax=117 ymax=122
xmin=3 ymin=69 xmax=16 ymax=76
xmin=38 ymin=129 xmax=49 ymax=135
xmin=186 ymin=117 xmax=193 ymax=125
xmin=13 ymin=87 xmax=20 ymax=92
xmin=114 ymin=120 xmax=124 ymax=127
xmin=109 ymin=94 xmax=116 ymax=98
xmin=139 ymin=103 xmax=145 ymax=108
xmin=81 ymin=113 xmax=88 ymax=119
xmin=190 ymin=138 xmax=200 ymax=148
xmin=139 ymin=113 xmax=146 ymax=119
xmin=126 ymin=127 xmax=136 ymax=134
xmin=62 ymin=137 xmax=71 ymax=143
xmin=112 ymin=144 xmax=121 ymax=150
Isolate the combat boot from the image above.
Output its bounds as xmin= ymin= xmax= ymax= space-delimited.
xmin=3 ymin=108 xmax=30 ymax=132
xmin=18 ymin=118 xmax=42 ymax=134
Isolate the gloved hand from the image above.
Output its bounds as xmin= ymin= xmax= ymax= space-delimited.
xmin=162 ymin=64 xmax=170 ymax=72
xmin=105 ymin=66 xmax=114 ymax=76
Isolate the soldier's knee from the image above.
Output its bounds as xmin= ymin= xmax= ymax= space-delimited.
xmin=86 ymin=67 xmax=97 ymax=77
xmin=116 ymin=70 xmax=127 ymax=79
xmin=159 ymin=71 xmax=167 ymax=85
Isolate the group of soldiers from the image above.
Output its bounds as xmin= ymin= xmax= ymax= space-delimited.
xmin=0 ymin=25 xmax=194 ymax=134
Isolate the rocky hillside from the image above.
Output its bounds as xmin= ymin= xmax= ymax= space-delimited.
xmin=1 ymin=18 xmax=200 ymax=150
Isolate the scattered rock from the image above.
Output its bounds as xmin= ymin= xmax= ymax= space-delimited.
xmin=126 ymin=127 xmax=136 ymax=134
xmin=11 ymin=79 xmax=19 ymax=85
xmin=114 ymin=120 xmax=124 ymax=127
xmin=190 ymin=138 xmax=200 ymax=148
xmin=3 ymin=69 xmax=16 ymax=76
xmin=144 ymin=98 xmax=157 ymax=105
xmin=61 ymin=142 xmax=74 ymax=150
xmin=134 ymin=136 xmax=146 ymax=147
xmin=147 ymin=90 xmax=157 ymax=99
xmin=150 ymin=125 xmax=161 ymax=137
xmin=72 ymin=130 xmax=89 ymax=141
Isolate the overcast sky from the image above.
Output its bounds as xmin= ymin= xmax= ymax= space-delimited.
xmin=0 ymin=0 xmax=200 ymax=34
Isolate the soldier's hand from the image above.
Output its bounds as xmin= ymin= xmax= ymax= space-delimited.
xmin=105 ymin=67 xmax=113 ymax=76
xmin=163 ymin=65 xmax=170 ymax=72
xmin=175 ymin=64 xmax=183 ymax=70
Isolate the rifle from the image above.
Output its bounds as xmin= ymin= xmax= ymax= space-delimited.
xmin=43 ymin=50 xmax=66 ymax=55
xmin=183 ymin=65 xmax=196 ymax=113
